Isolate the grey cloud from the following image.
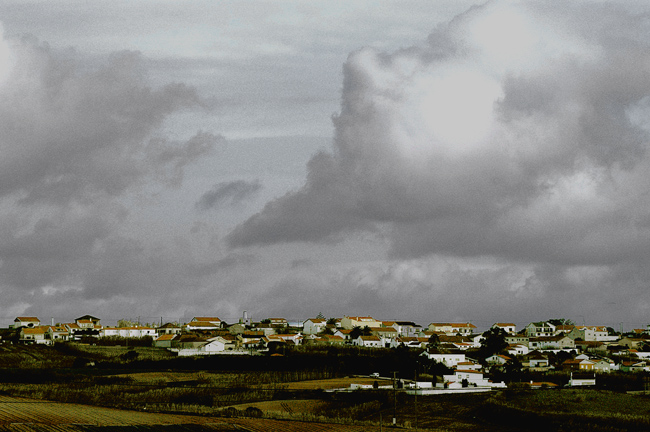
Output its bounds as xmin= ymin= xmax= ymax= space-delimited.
xmin=0 ymin=34 xmax=220 ymax=304
xmin=0 ymin=210 xmax=114 ymax=290
xmin=149 ymin=132 xmax=223 ymax=187
xmin=196 ymin=179 xmax=262 ymax=210
xmin=0 ymin=38 xmax=212 ymax=205
xmin=190 ymin=253 xmax=258 ymax=277
xmin=228 ymin=2 xmax=650 ymax=269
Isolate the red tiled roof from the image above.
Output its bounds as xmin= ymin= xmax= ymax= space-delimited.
xmin=22 ymin=328 xmax=45 ymax=334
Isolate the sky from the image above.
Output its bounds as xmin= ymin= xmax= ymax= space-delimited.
xmin=1 ymin=0 xmax=650 ymax=331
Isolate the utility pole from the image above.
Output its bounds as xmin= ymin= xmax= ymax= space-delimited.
xmin=392 ymin=371 xmax=398 ymax=426
xmin=414 ymin=367 xmax=418 ymax=431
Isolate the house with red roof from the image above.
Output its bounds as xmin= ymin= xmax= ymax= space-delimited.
xmin=19 ymin=326 xmax=49 ymax=344
xmin=428 ymin=323 xmax=477 ymax=336
xmin=13 ymin=317 xmax=40 ymax=329
xmin=340 ymin=316 xmax=382 ymax=330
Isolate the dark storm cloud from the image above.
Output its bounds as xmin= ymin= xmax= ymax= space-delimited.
xmin=196 ymin=179 xmax=262 ymax=210
xmin=228 ymin=2 xmax=650 ymax=269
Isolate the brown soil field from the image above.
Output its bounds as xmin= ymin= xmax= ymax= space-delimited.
xmin=0 ymin=395 xmax=407 ymax=431
xmin=114 ymin=372 xmax=391 ymax=390
xmin=285 ymin=376 xmax=392 ymax=390
xmin=116 ymin=371 xmax=215 ymax=383
xmin=224 ymin=398 xmax=329 ymax=414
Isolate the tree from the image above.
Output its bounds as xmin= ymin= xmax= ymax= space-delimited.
xmin=316 ymin=312 xmax=326 ymax=320
xmin=428 ymin=333 xmax=440 ymax=347
xmin=350 ymin=326 xmax=363 ymax=340
xmin=117 ymin=319 xmax=135 ymax=328
xmin=479 ymin=327 xmax=508 ymax=359
xmin=326 ymin=317 xmax=337 ymax=325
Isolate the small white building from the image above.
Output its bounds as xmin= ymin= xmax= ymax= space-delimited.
xmin=486 ymin=354 xmax=511 ymax=365
xmin=443 ymin=370 xmax=506 ymax=388
xmin=203 ymin=336 xmax=237 ymax=352
xmin=506 ymin=344 xmax=529 ymax=356
xmin=303 ymin=318 xmax=327 ymax=335
xmin=492 ymin=323 xmax=516 ymax=334
xmin=428 ymin=323 xmax=476 ymax=336
xmin=421 ymin=351 xmax=466 ymax=368
xmin=100 ymin=327 xmax=157 ymax=338
xmin=354 ymin=335 xmax=384 ymax=348
xmin=568 ymin=373 xmax=596 ymax=387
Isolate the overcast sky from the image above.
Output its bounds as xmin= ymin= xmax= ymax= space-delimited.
xmin=1 ymin=0 xmax=649 ymax=331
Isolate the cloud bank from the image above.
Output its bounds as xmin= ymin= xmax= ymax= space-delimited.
xmin=229 ymin=2 xmax=650 ymax=269
xmin=0 ymin=33 xmax=221 ymax=313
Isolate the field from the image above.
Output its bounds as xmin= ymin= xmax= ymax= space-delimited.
xmin=2 ymin=345 xmax=650 ymax=431
xmin=0 ymin=394 xmax=403 ymax=431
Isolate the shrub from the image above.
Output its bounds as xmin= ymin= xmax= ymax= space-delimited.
xmin=244 ymin=406 xmax=263 ymax=418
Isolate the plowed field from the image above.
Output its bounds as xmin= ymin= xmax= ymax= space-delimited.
xmin=0 ymin=395 xmax=405 ymax=431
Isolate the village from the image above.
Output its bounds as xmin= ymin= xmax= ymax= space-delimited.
xmin=5 ymin=313 xmax=650 ymax=392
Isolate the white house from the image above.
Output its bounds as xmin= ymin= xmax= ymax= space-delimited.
xmin=340 ymin=316 xmax=382 ymax=330
xmin=354 ymin=335 xmax=384 ymax=348
xmin=568 ymin=326 xmax=615 ymax=342
xmin=456 ymin=360 xmax=482 ymax=371
xmin=428 ymin=323 xmax=476 ymax=336
xmin=529 ymin=335 xmax=575 ymax=350
xmin=421 ymin=351 xmax=466 ymax=368
xmin=157 ymin=323 xmax=182 ymax=335
xmin=333 ymin=329 xmax=353 ymax=341
xmin=526 ymin=352 xmax=550 ymax=369
xmin=185 ymin=321 xmax=221 ymax=331
xmin=20 ymin=327 xmax=49 ymax=344
xmin=486 ymin=354 xmax=511 ymax=365
xmin=385 ymin=321 xmax=422 ymax=337
xmin=100 ymin=326 xmax=157 ymax=338
xmin=371 ymin=327 xmax=398 ymax=345
xmin=492 ymin=323 xmax=516 ymax=334
xmin=525 ymin=322 xmax=556 ymax=337
xmin=593 ymin=359 xmax=614 ymax=373
xmin=506 ymin=344 xmax=529 ymax=356
xmin=203 ymin=336 xmax=237 ymax=352
xmin=46 ymin=326 xmax=69 ymax=342
xmin=303 ymin=318 xmax=327 ymax=335
xmin=568 ymin=372 xmax=596 ymax=387
xmin=190 ymin=317 xmax=222 ymax=326
xmin=13 ymin=317 xmax=40 ymax=329
xmin=442 ymin=370 xmax=506 ymax=388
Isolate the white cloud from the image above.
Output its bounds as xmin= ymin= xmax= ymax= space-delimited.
xmin=229 ymin=1 xmax=650 ymax=270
